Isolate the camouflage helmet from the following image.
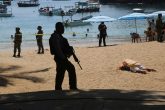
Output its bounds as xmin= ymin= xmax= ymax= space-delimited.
xmin=16 ymin=27 xmax=20 ymax=31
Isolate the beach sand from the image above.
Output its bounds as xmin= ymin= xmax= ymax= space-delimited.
xmin=0 ymin=41 xmax=165 ymax=94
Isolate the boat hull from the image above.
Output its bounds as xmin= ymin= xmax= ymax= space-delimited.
xmin=17 ymin=3 xmax=40 ymax=7
xmin=0 ymin=13 xmax=12 ymax=17
xmin=64 ymin=20 xmax=91 ymax=27
xmin=76 ymin=8 xmax=99 ymax=13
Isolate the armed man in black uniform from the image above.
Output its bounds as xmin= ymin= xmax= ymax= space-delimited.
xmin=13 ymin=27 xmax=22 ymax=57
xmin=98 ymin=22 xmax=107 ymax=46
xmin=156 ymin=14 xmax=163 ymax=42
xmin=36 ymin=26 xmax=44 ymax=54
xmin=49 ymin=22 xmax=78 ymax=90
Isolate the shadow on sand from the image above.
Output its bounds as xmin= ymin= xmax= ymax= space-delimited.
xmin=0 ymin=65 xmax=51 ymax=87
xmin=0 ymin=89 xmax=164 ymax=110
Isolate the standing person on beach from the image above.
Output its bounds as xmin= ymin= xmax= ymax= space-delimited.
xmin=98 ymin=22 xmax=107 ymax=46
xmin=156 ymin=14 xmax=163 ymax=42
xmin=13 ymin=27 xmax=22 ymax=57
xmin=36 ymin=26 xmax=44 ymax=54
xmin=49 ymin=22 xmax=78 ymax=90
xmin=150 ymin=19 xmax=156 ymax=41
xmin=150 ymin=19 xmax=156 ymax=32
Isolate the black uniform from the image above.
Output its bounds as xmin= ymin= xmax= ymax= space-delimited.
xmin=13 ymin=28 xmax=22 ymax=57
xmin=36 ymin=27 xmax=44 ymax=54
xmin=49 ymin=31 xmax=77 ymax=90
xmin=156 ymin=14 xmax=163 ymax=42
xmin=98 ymin=22 xmax=107 ymax=46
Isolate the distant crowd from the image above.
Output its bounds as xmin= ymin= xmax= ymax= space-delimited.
xmin=145 ymin=13 xmax=165 ymax=42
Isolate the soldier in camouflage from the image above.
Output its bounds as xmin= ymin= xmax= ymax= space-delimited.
xmin=13 ymin=27 xmax=22 ymax=57
xmin=36 ymin=26 xmax=44 ymax=54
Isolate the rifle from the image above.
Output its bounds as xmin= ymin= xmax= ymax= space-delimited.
xmin=71 ymin=47 xmax=83 ymax=70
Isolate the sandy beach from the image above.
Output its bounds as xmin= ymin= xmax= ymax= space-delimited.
xmin=0 ymin=41 xmax=165 ymax=94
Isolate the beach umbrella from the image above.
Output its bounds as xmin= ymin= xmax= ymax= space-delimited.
xmin=118 ymin=13 xmax=148 ymax=33
xmin=147 ymin=11 xmax=165 ymax=18
xmin=83 ymin=16 xmax=116 ymax=23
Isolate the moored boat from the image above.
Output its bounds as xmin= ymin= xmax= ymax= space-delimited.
xmin=75 ymin=1 xmax=100 ymax=13
xmin=17 ymin=0 xmax=40 ymax=7
xmin=0 ymin=2 xmax=12 ymax=17
xmin=38 ymin=7 xmax=63 ymax=16
xmin=63 ymin=20 xmax=91 ymax=27
xmin=3 ymin=0 xmax=11 ymax=5
xmin=63 ymin=15 xmax=93 ymax=27
xmin=38 ymin=7 xmax=76 ymax=16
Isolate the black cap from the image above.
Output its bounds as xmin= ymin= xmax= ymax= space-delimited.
xmin=37 ymin=26 xmax=42 ymax=29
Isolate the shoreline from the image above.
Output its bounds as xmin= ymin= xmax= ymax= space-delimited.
xmin=0 ymin=36 xmax=146 ymax=51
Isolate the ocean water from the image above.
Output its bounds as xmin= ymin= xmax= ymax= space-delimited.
xmin=0 ymin=0 xmax=165 ymax=49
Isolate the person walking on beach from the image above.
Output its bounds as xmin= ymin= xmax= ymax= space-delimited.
xmin=49 ymin=22 xmax=78 ymax=90
xmin=98 ymin=22 xmax=107 ymax=46
xmin=13 ymin=27 xmax=22 ymax=57
xmin=156 ymin=14 xmax=163 ymax=42
xmin=36 ymin=26 xmax=44 ymax=54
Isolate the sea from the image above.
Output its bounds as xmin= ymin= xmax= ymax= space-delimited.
xmin=0 ymin=0 xmax=165 ymax=50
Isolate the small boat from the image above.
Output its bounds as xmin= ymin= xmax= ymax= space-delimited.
xmin=38 ymin=7 xmax=63 ymax=16
xmin=38 ymin=7 xmax=76 ymax=16
xmin=75 ymin=1 xmax=100 ymax=13
xmin=132 ymin=8 xmax=144 ymax=13
xmin=17 ymin=0 xmax=40 ymax=7
xmin=0 ymin=3 xmax=12 ymax=17
xmin=3 ymin=0 xmax=11 ymax=5
xmin=64 ymin=20 xmax=91 ymax=27
xmin=65 ymin=8 xmax=77 ymax=16
xmin=63 ymin=15 xmax=92 ymax=27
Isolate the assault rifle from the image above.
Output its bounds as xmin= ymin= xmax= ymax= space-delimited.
xmin=71 ymin=47 xmax=82 ymax=70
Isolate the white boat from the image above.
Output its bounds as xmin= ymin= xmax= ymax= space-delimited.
xmin=63 ymin=15 xmax=92 ymax=27
xmin=133 ymin=8 xmax=144 ymax=13
xmin=0 ymin=3 xmax=12 ymax=17
xmin=64 ymin=20 xmax=91 ymax=27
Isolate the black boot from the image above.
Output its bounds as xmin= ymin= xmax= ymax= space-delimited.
xmin=13 ymin=54 xmax=16 ymax=57
xmin=17 ymin=53 xmax=20 ymax=57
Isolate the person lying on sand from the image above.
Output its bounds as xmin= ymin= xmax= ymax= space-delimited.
xmin=118 ymin=59 xmax=156 ymax=74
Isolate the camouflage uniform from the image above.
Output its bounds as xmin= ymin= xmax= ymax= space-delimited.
xmin=36 ymin=26 xmax=44 ymax=54
xmin=13 ymin=27 xmax=22 ymax=57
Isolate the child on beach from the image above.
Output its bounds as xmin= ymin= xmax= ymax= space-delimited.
xmin=119 ymin=59 xmax=156 ymax=74
xmin=144 ymin=27 xmax=155 ymax=42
